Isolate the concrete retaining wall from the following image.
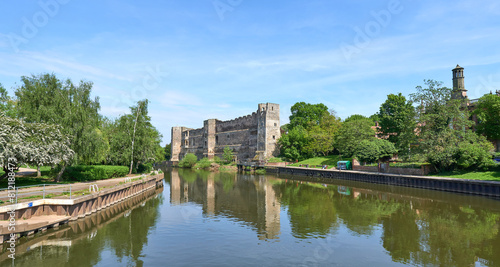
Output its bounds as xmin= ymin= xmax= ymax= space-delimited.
xmin=0 ymin=175 xmax=164 ymax=240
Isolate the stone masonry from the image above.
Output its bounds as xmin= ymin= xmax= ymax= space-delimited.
xmin=171 ymin=103 xmax=281 ymax=163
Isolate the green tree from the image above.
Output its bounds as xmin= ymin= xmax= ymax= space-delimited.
xmin=344 ymin=114 xmax=369 ymax=123
xmin=0 ymin=84 xmax=17 ymax=118
xmin=178 ymin=153 xmax=198 ymax=168
xmin=378 ymin=93 xmax=417 ymax=157
xmin=15 ymin=73 xmax=106 ymax=165
xmin=107 ymin=100 xmax=163 ymax=170
xmin=410 ymin=80 xmax=493 ymax=171
xmin=335 ymin=119 xmax=376 ymax=157
xmin=164 ymin=143 xmax=172 ymax=160
xmin=289 ymin=102 xmax=328 ymax=129
xmin=474 ymin=93 xmax=500 ymax=140
xmin=222 ymin=146 xmax=234 ymax=164
xmin=303 ymin=110 xmax=341 ymax=156
xmin=354 ymin=139 xmax=397 ymax=163
xmin=278 ymin=126 xmax=309 ymax=161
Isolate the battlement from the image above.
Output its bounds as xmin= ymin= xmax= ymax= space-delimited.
xmin=171 ymin=103 xmax=280 ymax=162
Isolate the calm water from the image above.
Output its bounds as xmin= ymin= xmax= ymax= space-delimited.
xmin=2 ymin=168 xmax=500 ymax=267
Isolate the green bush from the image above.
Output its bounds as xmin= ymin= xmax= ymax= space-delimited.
xmin=63 ymin=165 xmax=129 ymax=181
xmin=195 ymin=157 xmax=212 ymax=169
xmin=137 ymin=162 xmax=153 ymax=173
xmin=179 ymin=153 xmax=198 ymax=168
xmin=213 ymin=156 xmax=222 ymax=164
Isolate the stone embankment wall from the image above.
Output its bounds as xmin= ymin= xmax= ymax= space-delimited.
xmin=353 ymin=164 xmax=431 ymax=176
xmin=267 ymin=167 xmax=500 ymax=198
xmin=171 ymin=103 xmax=280 ymax=162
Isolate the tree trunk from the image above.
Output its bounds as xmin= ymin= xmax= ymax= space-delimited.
xmin=55 ymin=163 xmax=66 ymax=183
xmin=37 ymin=165 xmax=41 ymax=177
xmin=129 ymin=102 xmax=142 ymax=175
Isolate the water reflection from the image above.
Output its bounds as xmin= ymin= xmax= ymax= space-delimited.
xmin=170 ymin=169 xmax=281 ymax=240
xmin=2 ymin=168 xmax=500 ymax=267
xmin=171 ymin=169 xmax=500 ymax=267
xmin=0 ymin=187 xmax=163 ymax=267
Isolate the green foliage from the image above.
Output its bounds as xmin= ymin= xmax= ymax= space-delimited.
xmin=335 ymin=119 xmax=376 ymax=157
xmin=106 ymin=100 xmax=163 ymax=168
xmin=354 ymin=140 xmax=381 ymax=163
xmin=378 ymin=93 xmax=417 ymax=157
xmin=474 ymin=94 xmax=500 ymax=140
xmin=222 ymin=146 xmax=234 ymax=164
xmin=280 ymin=104 xmax=341 ymax=161
xmin=213 ymin=156 xmax=222 ymax=164
xmin=354 ymin=139 xmax=397 ymax=163
xmin=267 ymin=157 xmax=284 ymax=163
xmin=137 ymin=162 xmax=153 ymax=173
xmin=178 ymin=153 xmax=198 ymax=168
xmin=278 ymin=126 xmax=309 ymax=161
xmin=0 ymin=84 xmax=17 ymax=118
xmin=408 ymin=80 xmax=493 ymax=172
xmin=289 ymin=102 xmax=328 ymax=129
xmin=344 ymin=114 xmax=368 ymax=123
xmin=164 ymin=143 xmax=172 ymax=160
xmin=62 ymin=165 xmax=129 ymax=181
xmin=15 ymin=73 xmax=106 ymax=165
xmin=195 ymin=157 xmax=212 ymax=169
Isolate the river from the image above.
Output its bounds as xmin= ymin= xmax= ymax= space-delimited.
xmin=2 ymin=168 xmax=500 ymax=267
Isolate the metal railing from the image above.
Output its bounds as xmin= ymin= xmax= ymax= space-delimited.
xmin=0 ymin=184 xmax=74 ymax=204
xmin=0 ymin=174 xmax=149 ymax=205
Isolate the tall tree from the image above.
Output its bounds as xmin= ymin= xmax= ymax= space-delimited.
xmin=303 ymin=110 xmax=341 ymax=156
xmin=15 ymin=73 xmax=107 ymax=164
xmin=474 ymin=93 xmax=500 ymax=140
xmin=0 ymin=84 xmax=17 ymax=118
xmin=107 ymin=100 xmax=163 ymax=170
xmin=378 ymin=93 xmax=417 ymax=157
xmin=410 ymin=80 xmax=493 ymax=171
xmin=289 ymin=102 xmax=328 ymax=129
xmin=335 ymin=118 xmax=376 ymax=157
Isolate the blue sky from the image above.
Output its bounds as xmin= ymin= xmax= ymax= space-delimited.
xmin=1 ymin=0 xmax=500 ymax=145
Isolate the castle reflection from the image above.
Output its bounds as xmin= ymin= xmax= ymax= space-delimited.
xmin=170 ymin=169 xmax=281 ymax=240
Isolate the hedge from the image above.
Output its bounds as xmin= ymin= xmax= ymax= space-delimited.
xmin=62 ymin=165 xmax=130 ymax=181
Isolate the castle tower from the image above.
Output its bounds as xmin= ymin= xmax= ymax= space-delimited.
xmin=203 ymin=119 xmax=216 ymax=159
xmin=452 ymin=64 xmax=468 ymax=100
xmin=256 ymin=103 xmax=281 ymax=161
xmin=170 ymin=127 xmax=183 ymax=162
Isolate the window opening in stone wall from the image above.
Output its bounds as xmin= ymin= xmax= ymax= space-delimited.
xmin=274 ymin=123 xmax=277 ymax=127
xmin=272 ymin=106 xmax=273 ymax=111
xmin=273 ymin=135 xmax=276 ymax=140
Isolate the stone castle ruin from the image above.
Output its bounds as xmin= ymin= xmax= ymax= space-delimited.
xmin=171 ymin=103 xmax=281 ymax=163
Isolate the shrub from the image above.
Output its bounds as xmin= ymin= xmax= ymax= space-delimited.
xmin=213 ymin=156 xmax=222 ymax=164
xmin=63 ymin=165 xmax=129 ymax=181
xmin=179 ymin=153 xmax=198 ymax=168
xmin=137 ymin=162 xmax=153 ymax=173
xmin=195 ymin=157 xmax=212 ymax=169
xmin=222 ymin=146 xmax=233 ymax=164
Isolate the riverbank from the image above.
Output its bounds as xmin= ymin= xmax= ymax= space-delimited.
xmin=268 ymin=166 xmax=500 ymax=198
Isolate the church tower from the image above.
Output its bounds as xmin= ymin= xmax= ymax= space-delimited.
xmin=452 ymin=64 xmax=467 ymax=100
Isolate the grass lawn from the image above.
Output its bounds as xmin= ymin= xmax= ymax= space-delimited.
xmin=431 ymin=169 xmax=500 ymax=181
xmin=289 ymin=155 xmax=352 ymax=168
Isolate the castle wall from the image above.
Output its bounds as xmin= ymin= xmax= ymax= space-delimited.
xmin=171 ymin=103 xmax=280 ymax=162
